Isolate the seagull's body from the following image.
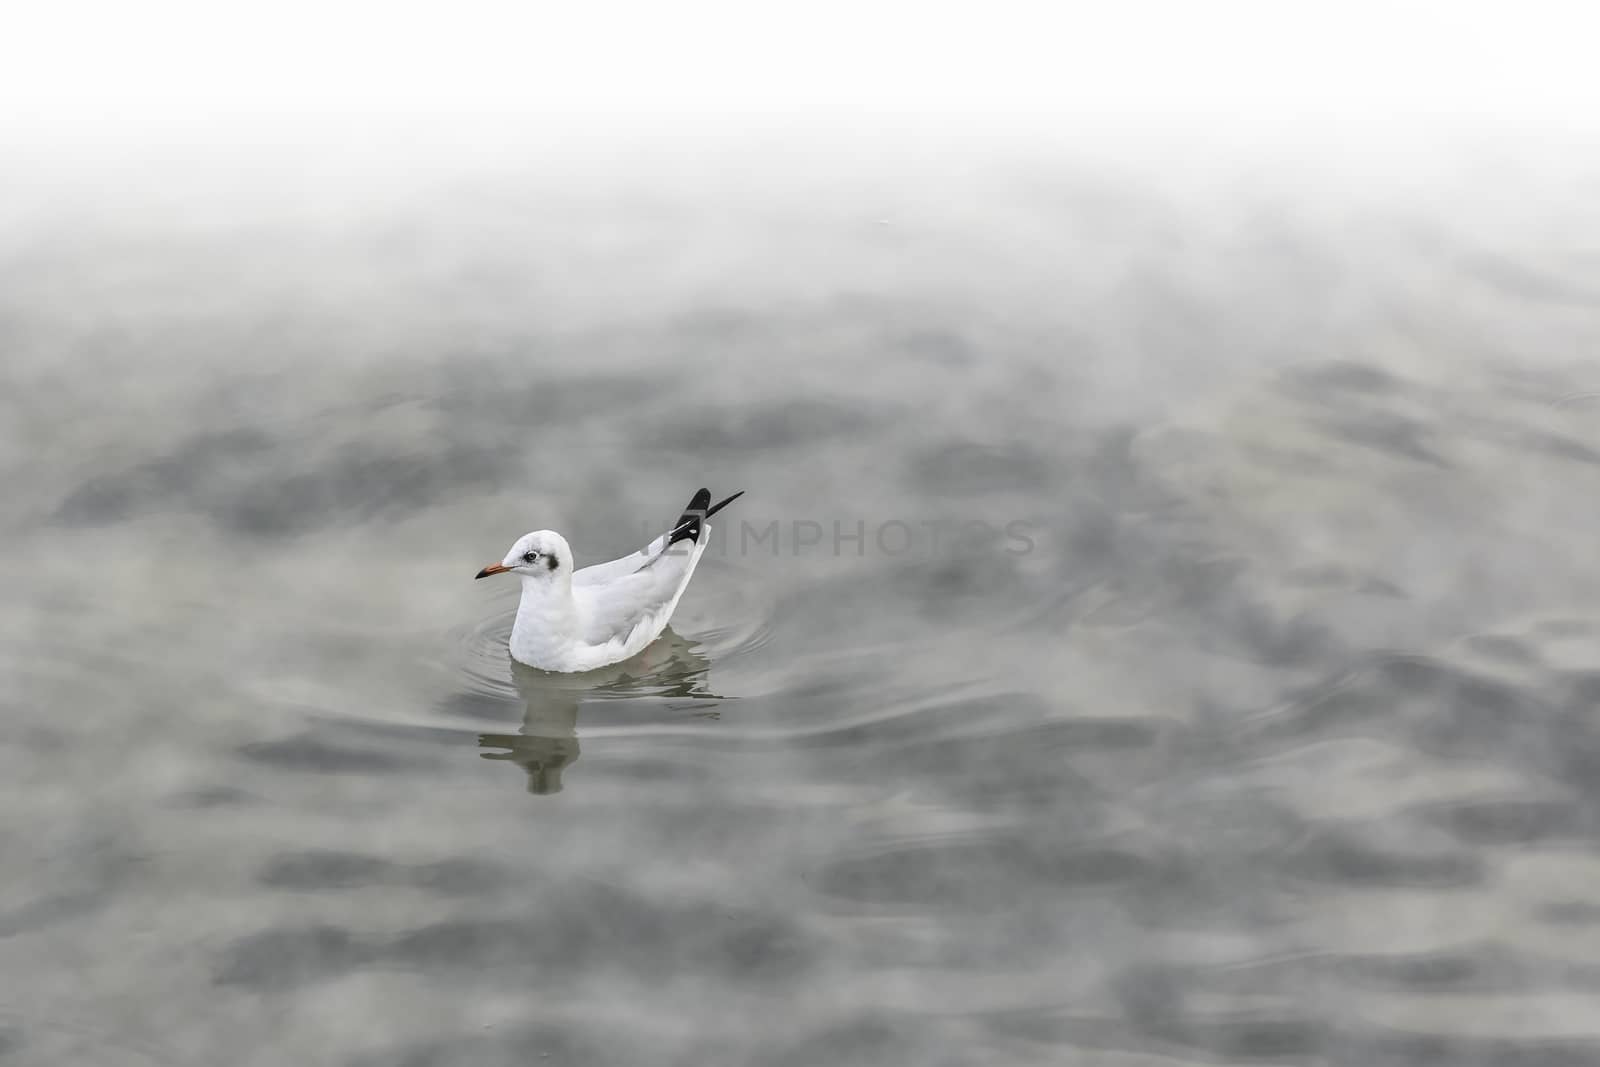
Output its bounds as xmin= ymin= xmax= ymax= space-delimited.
xmin=476 ymin=488 xmax=743 ymax=672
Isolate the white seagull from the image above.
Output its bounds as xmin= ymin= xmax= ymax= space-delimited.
xmin=475 ymin=488 xmax=743 ymax=672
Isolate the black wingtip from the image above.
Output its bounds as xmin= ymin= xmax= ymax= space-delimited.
xmin=666 ymin=487 xmax=744 ymax=547
xmin=704 ymin=490 xmax=744 ymax=519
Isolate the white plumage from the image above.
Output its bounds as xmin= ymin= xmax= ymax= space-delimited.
xmin=475 ymin=488 xmax=742 ymax=672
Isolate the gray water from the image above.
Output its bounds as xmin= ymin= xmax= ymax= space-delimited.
xmin=5 ymin=148 xmax=1600 ymax=1065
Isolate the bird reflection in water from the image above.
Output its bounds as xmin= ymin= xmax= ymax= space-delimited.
xmin=478 ymin=627 xmax=719 ymax=795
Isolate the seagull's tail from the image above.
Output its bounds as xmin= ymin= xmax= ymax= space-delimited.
xmin=667 ymin=488 xmax=745 ymax=547
xmin=704 ymin=489 xmax=745 ymax=520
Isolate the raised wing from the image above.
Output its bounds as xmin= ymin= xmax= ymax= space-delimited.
xmin=574 ymin=532 xmax=709 ymax=651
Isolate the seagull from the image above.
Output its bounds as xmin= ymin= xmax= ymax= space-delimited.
xmin=475 ymin=488 xmax=744 ymax=672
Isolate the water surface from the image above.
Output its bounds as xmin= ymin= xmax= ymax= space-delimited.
xmin=4 ymin=154 xmax=1600 ymax=1064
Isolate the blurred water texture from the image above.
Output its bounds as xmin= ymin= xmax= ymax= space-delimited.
xmin=3 ymin=148 xmax=1600 ymax=1064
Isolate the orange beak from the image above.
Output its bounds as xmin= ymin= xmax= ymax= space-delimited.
xmin=475 ymin=563 xmax=512 ymax=579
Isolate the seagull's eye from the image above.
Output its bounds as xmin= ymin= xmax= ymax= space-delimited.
xmin=521 ymin=551 xmax=539 ymax=564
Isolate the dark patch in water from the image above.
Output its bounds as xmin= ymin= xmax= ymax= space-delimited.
xmin=1425 ymin=799 xmax=1584 ymax=846
xmin=652 ymin=398 xmax=879 ymax=452
xmin=1283 ymin=563 xmax=1357 ymax=590
xmin=55 ymin=431 xmax=504 ymax=536
xmin=236 ymin=733 xmax=428 ymax=774
xmin=1217 ymin=599 xmax=1335 ymax=666
xmin=1355 ymin=1029 xmax=1600 ymax=1067
xmin=213 ymin=924 xmax=368 ymax=988
xmin=814 ymin=833 xmax=1152 ymax=911
xmin=1337 ymin=944 xmax=1600 ymax=995
xmin=815 ymin=839 xmax=1037 ymax=910
xmin=890 ymin=553 xmax=1025 ymax=615
xmin=214 ymin=886 xmax=817 ymax=990
xmin=408 ymin=861 xmax=516 ymax=896
xmin=1287 ymin=828 xmax=1483 ymax=888
xmin=768 ymin=1018 xmax=938 ymax=1067
xmin=1150 ymin=1017 xmax=1325 ymax=1061
xmin=1536 ymin=900 xmax=1600 ymax=926
xmin=1338 ymin=950 xmax=1485 ymax=991
xmin=0 ymin=848 xmax=139 ymax=937
xmin=166 ymin=786 xmax=257 ymax=808
xmin=908 ymin=441 xmax=1054 ymax=495
xmin=346 ymin=1028 xmax=626 ymax=1067
xmin=1291 ymin=360 xmax=1402 ymax=395
xmin=1462 ymin=634 xmax=1539 ymax=664
xmin=1034 ymin=847 xmax=1153 ymax=886
xmin=1520 ymin=430 xmax=1600 ymax=466
xmin=258 ymin=851 xmax=394 ymax=889
xmin=1357 ymin=576 xmax=1408 ymax=598
xmin=426 ymin=371 xmax=669 ymax=422
xmin=218 ymin=444 xmax=503 ymax=536
xmin=258 ymin=850 xmax=511 ymax=895
xmin=54 ymin=428 xmax=275 ymax=525
xmin=1317 ymin=411 xmax=1451 ymax=467
xmin=1563 ymin=670 xmax=1600 ymax=710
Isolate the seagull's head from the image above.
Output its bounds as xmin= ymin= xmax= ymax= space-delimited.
xmin=476 ymin=530 xmax=573 ymax=582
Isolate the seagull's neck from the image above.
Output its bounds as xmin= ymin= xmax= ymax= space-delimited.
xmin=509 ymin=576 xmax=579 ymax=670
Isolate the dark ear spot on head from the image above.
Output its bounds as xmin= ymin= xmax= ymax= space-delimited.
xmin=547 ymin=554 xmax=559 ymax=572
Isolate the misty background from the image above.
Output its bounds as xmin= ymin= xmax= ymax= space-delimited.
xmin=6 ymin=4 xmax=1600 ymax=1065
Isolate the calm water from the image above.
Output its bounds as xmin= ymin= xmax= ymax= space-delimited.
xmin=5 ymin=151 xmax=1600 ymax=1065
